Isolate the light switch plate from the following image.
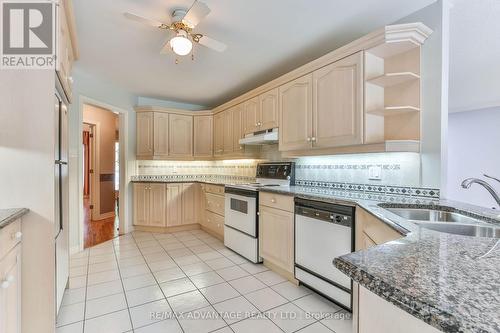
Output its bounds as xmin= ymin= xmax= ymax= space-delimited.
xmin=368 ymin=166 xmax=382 ymax=180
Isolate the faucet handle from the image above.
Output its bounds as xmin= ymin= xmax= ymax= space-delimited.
xmin=484 ymin=174 xmax=500 ymax=184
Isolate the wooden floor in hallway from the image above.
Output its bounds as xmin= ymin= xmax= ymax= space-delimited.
xmin=84 ymin=197 xmax=119 ymax=248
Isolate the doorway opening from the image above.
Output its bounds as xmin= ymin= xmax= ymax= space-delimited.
xmin=82 ymin=104 xmax=120 ymax=248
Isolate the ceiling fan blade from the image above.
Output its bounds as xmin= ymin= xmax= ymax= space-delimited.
xmin=123 ymin=12 xmax=167 ymax=28
xmin=182 ymin=1 xmax=210 ymax=28
xmin=198 ymin=35 xmax=227 ymax=52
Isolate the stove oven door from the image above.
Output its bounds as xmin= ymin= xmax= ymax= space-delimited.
xmin=224 ymin=189 xmax=257 ymax=236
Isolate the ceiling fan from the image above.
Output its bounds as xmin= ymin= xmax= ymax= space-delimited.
xmin=124 ymin=0 xmax=227 ymax=62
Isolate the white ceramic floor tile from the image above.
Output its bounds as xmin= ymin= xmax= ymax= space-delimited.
xmin=216 ymin=266 xmax=249 ymax=281
xmin=266 ymin=302 xmax=316 ymax=333
xmin=89 ymin=254 xmax=116 ymax=265
xmin=85 ymin=293 xmax=127 ymax=319
xmin=117 ymin=256 xmax=145 ymax=268
xmin=57 ymin=302 xmax=85 ymax=327
xmin=84 ymin=309 xmax=131 ymax=333
xmin=188 ymin=245 xmax=213 ymax=254
xmin=68 ymin=276 xmax=87 ymax=290
xmin=125 ymin=284 xmax=165 ymax=307
xmin=174 ymin=254 xmax=202 ymax=266
xmin=86 ymin=280 xmax=123 ymax=300
xmin=62 ymin=288 xmax=86 ymax=306
xmin=87 ymin=270 xmax=120 ymax=286
xmin=200 ymin=282 xmax=240 ymax=304
xmin=293 ymin=294 xmax=342 ymax=320
xmin=320 ymin=310 xmax=353 ymax=333
xmin=253 ymin=270 xmax=287 ymax=286
xmin=160 ymin=277 xmax=197 ymax=297
xmin=167 ymin=248 xmax=193 ymax=258
xmin=119 ymin=263 xmax=151 ymax=278
xmin=147 ymin=259 xmax=176 ymax=272
xmin=189 ymin=271 xmax=225 ymax=288
xmin=70 ymin=258 xmax=89 ymax=268
xmin=56 ymin=321 xmax=83 ymax=333
xmin=69 ymin=265 xmax=88 ymax=278
xmin=122 ymin=273 xmax=157 ymax=291
xmin=216 ymin=248 xmax=236 ymax=257
xmin=205 ymin=257 xmax=235 ymax=270
xmin=213 ymin=296 xmax=259 ymax=325
xmin=129 ymin=299 xmax=172 ymax=329
xmin=168 ymin=290 xmax=210 ymax=313
xmin=134 ymin=319 xmax=183 ymax=333
xmin=230 ymin=316 xmax=282 ymax=333
xmin=244 ymin=288 xmax=288 ymax=311
xmin=181 ymin=262 xmax=213 ymax=276
xmin=271 ymin=281 xmax=312 ymax=301
xmin=153 ymin=267 xmax=186 ymax=283
xmin=177 ymin=306 xmax=227 ymax=333
xmin=229 ymin=276 xmax=266 ymax=294
xmin=196 ymin=250 xmax=224 ymax=261
xmin=226 ymin=254 xmax=248 ymax=265
xmin=296 ymin=322 xmax=334 ymax=333
xmin=211 ymin=327 xmax=233 ymax=333
xmin=239 ymin=263 xmax=269 ymax=275
xmin=88 ymin=261 xmax=118 ymax=274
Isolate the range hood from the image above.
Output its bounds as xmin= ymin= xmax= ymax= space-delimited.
xmin=239 ymin=128 xmax=278 ymax=145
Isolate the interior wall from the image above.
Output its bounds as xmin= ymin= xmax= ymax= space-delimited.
xmin=446 ymin=107 xmax=500 ymax=208
xmin=395 ymin=0 xmax=451 ymax=191
xmin=0 ymin=70 xmax=56 ymax=332
xmin=83 ymin=104 xmax=118 ymax=216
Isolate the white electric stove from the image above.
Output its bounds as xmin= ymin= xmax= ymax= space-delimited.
xmin=224 ymin=162 xmax=295 ymax=263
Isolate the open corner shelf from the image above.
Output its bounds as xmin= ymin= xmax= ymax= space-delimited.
xmin=367 ymin=106 xmax=420 ymax=116
xmin=366 ymin=72 xmax=420 ymax=87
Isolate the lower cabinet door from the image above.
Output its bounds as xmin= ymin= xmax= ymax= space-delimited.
xmin=133 ymin=183 xmax=150 ymax=226
xmin=0 ymin=246 xmax=21 ymax=333
xmin=258 ymin=205 xmax=294 ymax=273
xmin=166 ymin=184 xmax=183 ymax=227
xmin=149 ymin=184 xmax=166 ymax=227
xmin=182 ymin=183 xmax=196 ymax=225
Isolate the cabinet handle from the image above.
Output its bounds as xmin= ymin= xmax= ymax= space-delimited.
xmin=306 ymin=137 xmax=311 ymax=142
xmin=311 ymin=137 xmax=316 ymax=142
xmin=11 ymin=231 xmax=22 ymax=241
xmin=257 ymin=121 xmax=262 ymax=126
xmin=1 ymin=275 xmax=14 ymax=289
xmin=271 ymin=198 xmax=276 ymax=203
xmin=255 ymin=122 xmax=258 ymax=127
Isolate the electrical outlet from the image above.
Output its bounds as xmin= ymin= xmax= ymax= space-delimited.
xmin=368 ymin=166 xmax=382 ymax=180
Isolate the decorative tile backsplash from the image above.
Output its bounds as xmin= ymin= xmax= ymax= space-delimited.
xmin=136 ymin=160 xmax=260 ymax=178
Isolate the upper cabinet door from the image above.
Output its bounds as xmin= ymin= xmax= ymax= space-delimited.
xmin=259 ymin=88 xmax=279 ymax=130
xmin=153 ymin=112 xmax=169 ymax=157
xmin=213 ymin=113 xmax=224 ymax=156
xmin=136 ymin=112 xmax=154 ymax=157
xmin=232 ymin=104 xmax=245 ymax=153
xmin=278 ymin=74 xmax=313 ymax=151
xmin=169 ymin=114 xmax=193 ymax=157
xmin=193 ymin=115 xmax=213 ymax=158
xmin=243 ymin=96 xmax=260 ymax=134
xmin=313 ymin=51 xmax=363 ymax=148
xmin=223 ymin=110 xmax=233 ymax=154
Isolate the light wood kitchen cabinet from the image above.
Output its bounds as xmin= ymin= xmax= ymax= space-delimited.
xmin=136 ymin=112 xmax=154 ymax=157
xmin=182 ymin=183 xmax=196 ymax=225
xmin=243 ymin=96 xmax=260 ymax=134
xmin=313 ymin=51 xmax=363 ymax=148
xmin=153 ymin=112 xmax=169 ymax=157
xmin=166 ymin=184 xmax=183 ymax=227
xmin=259 ymin=205 xmax=294 ymax=274
xmin=213 ymin=112 xmax=224 ymax=156
xmin=56 ymin=0 xmax=77 ymax=101
xmin=259 ymin=193 xmax=295 ymax=276
xmin=200 ymin=184 xmax=225 ymax=239
xmin=259 ymin=88 xmax=279 ymax=130
xmin=193 ymin=115 xmax=213 ymax=158
xmin=0 ymin=245 xmax=21 ymax=333
xmin=223 ymin=110 xmax=233 ymax=154
xmin=149 ymin=184 xmax=166 ymax=227
xmin=232 ymin=104 xmax=245 ymax=153
xmin=169 ymin=114 xmax=193 ymax=157
xmin=355 ymin=207 xmax=403 ymax=251
xmin=279 ymin=74 xmax=313 ymax=151
xmin=133 ymin=183 xmax=166 ymax=227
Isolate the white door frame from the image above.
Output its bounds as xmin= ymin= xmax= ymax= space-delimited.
xmin=77 ymin=95 xmax=130 ymax=251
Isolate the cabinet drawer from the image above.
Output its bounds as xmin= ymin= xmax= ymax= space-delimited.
xmin=259 ymin=192 xmax=294 ymax=212
xmin=0 ymin=219 xmax=21 ymax=260
xmin=205 ymin=211 xmax=224 ymax=236
xmin=206 ymin=193 xmax=225 ymax=215
xmin=205 ymin=184 xmax=225 ymax=195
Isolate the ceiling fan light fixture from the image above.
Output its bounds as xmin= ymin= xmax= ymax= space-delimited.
xmin=170 ymin=30 xmax=192 ymax=56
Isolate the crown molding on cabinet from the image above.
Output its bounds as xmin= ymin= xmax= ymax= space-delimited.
xmin=135 ymin=106 xmax=213 ymax=116
xmin=62 ymin=0 xmax=79 ymax=60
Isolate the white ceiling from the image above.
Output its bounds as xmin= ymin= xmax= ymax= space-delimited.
xmin=73 ymin=0 xmax=438 ymax=107
xmin=449 ymin=0 xmax=500 ymax=112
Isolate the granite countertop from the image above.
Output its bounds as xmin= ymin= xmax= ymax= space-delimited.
xmin=0 ymin=208 xmax=29 ymax=229
xmin=256 ymin=185 xmax=500 ymax=333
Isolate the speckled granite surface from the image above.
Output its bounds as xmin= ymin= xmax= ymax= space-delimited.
xmin=256 ymin=186 xmax=500 ymax=333
xmin=0 ymin=208 xmax=29 ymax=229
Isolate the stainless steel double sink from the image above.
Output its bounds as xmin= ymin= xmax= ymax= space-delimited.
xmin=383 ymin=207 xmax=500 ymax=239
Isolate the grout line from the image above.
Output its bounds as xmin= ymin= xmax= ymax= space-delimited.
xmin=111 ymin=237 xmax=135 ymax=332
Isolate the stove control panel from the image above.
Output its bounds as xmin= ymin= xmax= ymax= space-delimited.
xmin=256 ymin=162 xmax=295 ymax=184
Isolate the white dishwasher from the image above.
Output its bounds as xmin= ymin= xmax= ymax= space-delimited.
xmin=295 ymin=198 xmax=354 ymax=311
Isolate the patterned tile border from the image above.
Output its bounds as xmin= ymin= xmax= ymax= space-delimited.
xmin=295 ymin=180 xmax=440 ymax=199
xmin=296 ymin=163 xmax=401 ymax=170
xmin=131 ymin=174 xmax=255 ymax=182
